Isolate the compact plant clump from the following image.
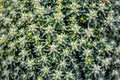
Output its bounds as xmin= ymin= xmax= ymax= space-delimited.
xmin=0 ymin=0 xmax=120 ymax=80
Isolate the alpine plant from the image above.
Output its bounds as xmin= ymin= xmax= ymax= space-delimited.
xmin=0 ymin=0 xmax=120 ymax=80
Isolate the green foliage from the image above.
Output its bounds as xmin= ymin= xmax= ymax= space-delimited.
xmin=0 ymin=0 xmax=120 ymax=80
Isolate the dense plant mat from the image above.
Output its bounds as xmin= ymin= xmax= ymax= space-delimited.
xmin=0 ymin=0 xmax=120 ymax=80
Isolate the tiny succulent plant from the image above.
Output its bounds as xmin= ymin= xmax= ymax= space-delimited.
xmin=0 ymin=0 xmax=120 ymax=80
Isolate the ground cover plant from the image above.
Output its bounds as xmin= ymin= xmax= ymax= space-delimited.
xmin=0 ymin=0 xmax=120 ymax=80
